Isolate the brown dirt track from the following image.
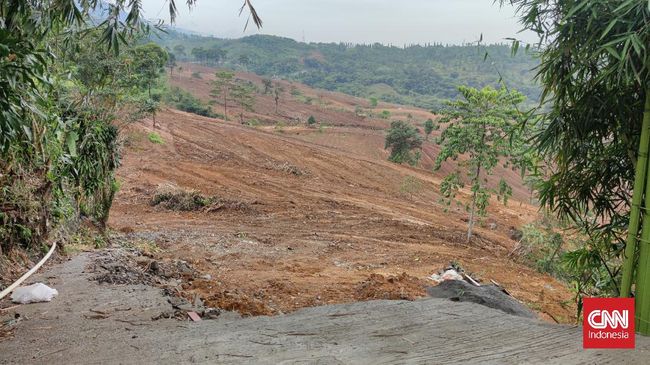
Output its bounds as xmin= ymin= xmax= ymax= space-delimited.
xmin=108 ymin=64 xmax=575 ymax=323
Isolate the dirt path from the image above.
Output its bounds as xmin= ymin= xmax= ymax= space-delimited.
xmin=1 ymin=252 xmax=647 ymax=364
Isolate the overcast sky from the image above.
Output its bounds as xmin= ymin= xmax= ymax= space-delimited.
xmin=141 ymin=0 xmax=533 ymax=45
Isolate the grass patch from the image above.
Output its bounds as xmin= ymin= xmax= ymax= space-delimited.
xmin=148 ymin=132 xmax=164 ymax=144
xmin=118 ymin=238 xmax=161 ymax=255
xmin=246 ymin=118 xmax=261 ymax=127
xmin=63 ymin=226 xmax=107 ymax=254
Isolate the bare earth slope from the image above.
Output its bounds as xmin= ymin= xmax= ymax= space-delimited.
xmin=108 ymin=66 xmax=574 ymax=321
xmin=1 ymin=253 xmax=648 ymax=364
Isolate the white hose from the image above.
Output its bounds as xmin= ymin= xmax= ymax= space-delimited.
xmin=0 ymin=241 xmax=57 ymax=300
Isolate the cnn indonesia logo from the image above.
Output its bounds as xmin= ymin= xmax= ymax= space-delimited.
xmin=583 ymin=298 xmax=635 ymax=349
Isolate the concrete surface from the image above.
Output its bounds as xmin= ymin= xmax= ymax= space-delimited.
xmin=1 ymin=252 xmax=648 ymax=364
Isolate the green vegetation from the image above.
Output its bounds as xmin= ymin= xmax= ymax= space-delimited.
xmin=385 ymin=121 xmax=423 ymax=166
xmin=0 ymin=1 xmax=262 ymax=255
xmin=148 ymin=132 xmax=165 ymax=144
xmin=517 ymin=220 xmax=565 ymax=277
xmin=504 ymin=0 xmax=649 ymax=324
xmin=210 ymin=71 xmax=256 ymax=123
xmin=154 ymin=32 xmax=539 ymax=109
xmin=434 ymin=86 xmax=526 ymax=241
xmin=165 ymin=87 xmax=218 ymax=118
xmin=246 ymin=119 xmax=261 ymax=127
xmin=307 ymin=116 xmax=317 ymax=125
xmin=230 ymin=81 xmax=256 ymax=123
xmin=273 ymin=83 xmax=285 ymax=113
xmin=423 ymin=119 xmax=436 ymax=140
xmin=211 ymin=71 xmax=236 ymax=119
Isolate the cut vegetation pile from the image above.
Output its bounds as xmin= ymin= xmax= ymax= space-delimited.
xmin=150 ymin=185 xmax=251 ymax=212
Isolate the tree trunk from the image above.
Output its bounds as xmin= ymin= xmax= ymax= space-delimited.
xmin=467 ymin=126 xmax=487 ymax=242
xmin=621 ymin=91 xmax=650 ymax=298
xmin=632 ymin=91 xmax=650 ymax=335
xmin=466 ymin=163 xmax=481 ymax=242
xmin=223 ymin=89 xmax=228 ymax=120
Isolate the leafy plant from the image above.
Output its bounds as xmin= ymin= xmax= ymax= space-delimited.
xmin=434 ymin=86 xmax=525 ymax=241
xmin=424 ymin=118 xmax=436 ymax=140
xmin=502 ymin=0 xmax=650 ymax=329
xmin=148 ymin=132 xmax=164 ymax=144
xmin=166 ymin=87 xmax=217 ymax=118
xmin=385 ymin=121 xmax=423 ymax=166
xmin=230 ymin=80 xmax=256 ymax=123
xmin=211 ymin=71 xmax=235 ymax=119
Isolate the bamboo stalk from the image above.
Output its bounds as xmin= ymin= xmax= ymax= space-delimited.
xmin=621 ymin=92 xmax=650 ymax=298
xmin=634 ymin=92 xmax=650 ymax=335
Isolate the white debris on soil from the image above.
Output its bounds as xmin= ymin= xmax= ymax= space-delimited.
xmin=11 ymin=283 xmax=59 ymax=304
xmin=428 ymin=269 xmax=463 ymax=283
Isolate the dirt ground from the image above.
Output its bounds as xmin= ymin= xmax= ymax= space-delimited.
xmin=104 ymin=64 xmax=575 ymax=323
xmin=3 ymin=252 xmax=646 ymax=364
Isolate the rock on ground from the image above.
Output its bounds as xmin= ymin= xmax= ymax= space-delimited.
xmin=426 ymin=279 xmax=536 ymax=318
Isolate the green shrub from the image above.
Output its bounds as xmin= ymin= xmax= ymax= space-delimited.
xmin=246 ymin=118 xmax=261 ymax=127
xmin=165 ymin=87 xmax=217 ymax=118
xmin=385 ymin=120 xmax=423 ymax=165
xmin=148 ymin=132 xmax=164 ymax=144
xmin=307 ymin=116 xmax=316 ymax=125
xmin=191 ymin=71 xmax=202 ymax=79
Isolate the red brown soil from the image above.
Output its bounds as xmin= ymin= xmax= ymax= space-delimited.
xmin=108 ymin=64 xmax=575 ymax=323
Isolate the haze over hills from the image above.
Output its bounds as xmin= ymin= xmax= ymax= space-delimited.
xmin=154 ymin=31 xmax=539 ymax=109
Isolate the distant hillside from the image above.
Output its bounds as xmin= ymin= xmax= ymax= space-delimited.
xmin=154 ymin=31 xmax=539 ymax=109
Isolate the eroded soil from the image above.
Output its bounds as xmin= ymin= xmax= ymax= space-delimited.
xmin=106 ymin=65 xmax=575 ymax=323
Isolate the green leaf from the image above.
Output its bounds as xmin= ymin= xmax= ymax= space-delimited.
xmin=66 ymin=131 xmax=79 ymax=157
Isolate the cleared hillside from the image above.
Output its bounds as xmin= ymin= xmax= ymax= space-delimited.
xmin=108 ymin=65 xmax=573 ymax=322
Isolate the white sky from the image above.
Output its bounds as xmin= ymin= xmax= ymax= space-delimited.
xmin=141 ymin=0 xmax=534 ymax=45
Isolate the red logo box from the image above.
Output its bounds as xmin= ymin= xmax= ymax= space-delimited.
xmin=583 ymin=297 xmax=635 ymax=349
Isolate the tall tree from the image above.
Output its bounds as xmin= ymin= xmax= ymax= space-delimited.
xmin=385 ymin=121 xmax=423 ymax=166
xmin=424 ymin=118 xmax=435 ymax=140
xmin=167 ymin=52 xmax=177 ymax=77
xmin=231 ymin=81 xmax=256 ymax=123
xmin=273 ymin=83 xmax=285 ymax=113
xmin=502 ymin=0 xmax=649 ymax=328
xmin=211 ymin=71 xmax=236 ymax=119
xmin=0 ymin=0 xmax=261 ymax=253
xmin=128 ymin=43 xmax=168 ymax=128
xmin=262 ymin=79 xmax=273 ymax=94
xmin=173 ymin=44 xmax=186 ymax=58
xmin=434 ymin=86 xmax=525 ymax=241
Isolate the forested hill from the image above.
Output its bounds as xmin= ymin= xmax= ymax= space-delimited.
xmin=155 ymin=31 xmax=539 ymax=108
